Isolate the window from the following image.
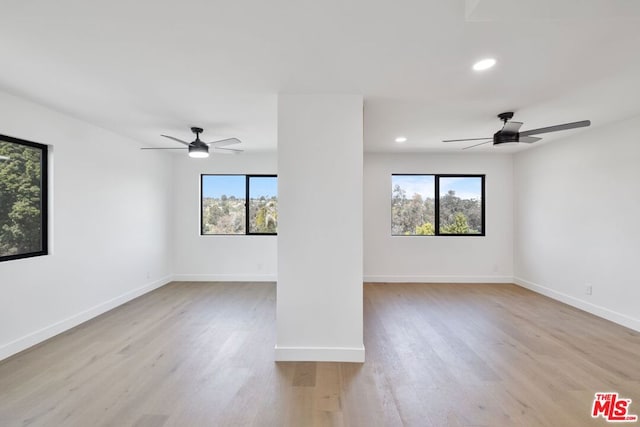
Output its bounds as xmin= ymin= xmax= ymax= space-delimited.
xmin=0 ymin=134 xmax=48 ymax=261
xmin=248 ymin=176 xmax=278 ymax=234
xmin=391 ymin=174 xmax=484 ymax=236
xmin=438 ymin=176 xmax=484 ymax=235
xmin=201 ymin=175 xmax=246 ymax=234
xmin=201 ymin=174 xmax=277 ymax=235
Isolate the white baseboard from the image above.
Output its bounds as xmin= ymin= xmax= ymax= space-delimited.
xmin=172 ymin=274 xmax=277 ymax=282
xmin=514 ymin=277 xmax=640 ymax=332
xmin=363 ymin=275 xmax=514 ymax=283
xmin=0 ymin=275 xmax=173 ymax=362
xmin=274 ymin=345 xmax=365 ymax=363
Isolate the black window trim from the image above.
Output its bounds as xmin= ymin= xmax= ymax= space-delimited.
xmin=200 ymin=174 xmax=277 ymax=236
xmin=392 ymin=173 xmax=486 ymax=237
xmin=0 ymin=133 xmax=49 ymax=262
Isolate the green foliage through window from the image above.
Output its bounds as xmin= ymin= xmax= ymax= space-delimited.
xmin=391 ymin=174 xmax=484 ymax=236
xmin=201 ymin=175 xmax=277 ymax=235
xmin=0 ymin=135 xmax=48 ymax=261
xmin=248 ymin=176 xmax=278 ymax=234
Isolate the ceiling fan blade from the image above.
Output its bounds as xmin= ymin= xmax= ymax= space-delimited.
xmin=443 ymin=137 xmax=491 ymax=143
xmin=213 ymin=147 xmax=243 ymax=154
xmin=205 ymin=137 xmax=241 ymax=147
xmin=141 ymin=147 xmax=187 ymax=150
xmin=520 ymin=120 xmax=591 ymax=137
xmin=462 ymin=140 xmax=492 ymax=150
xmin=519 ymin=136 xmax=542 ymax=143
xmin=502 ymin=121 xmax=523 ymax=133
xmin=161 ymin=135 xmax=192 ymax=146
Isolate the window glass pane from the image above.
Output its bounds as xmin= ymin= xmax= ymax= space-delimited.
xmin=0 ymin=139 xmax=46 ymax=259
xmin=391 ymin=175 xmax=435 ymax=235
xmin=248 ymin=176 xmax=278 ymax=234
xmin=439 ymin=177 xmax=483 ymax=235
xmin=201 ymin=175 xmax=246 ymax=234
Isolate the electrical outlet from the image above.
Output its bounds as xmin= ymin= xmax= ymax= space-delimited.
xmin=585 ymin=284 xmax=592 ymax=295
xmin=146 ymin=271 xmax=151 ymax=280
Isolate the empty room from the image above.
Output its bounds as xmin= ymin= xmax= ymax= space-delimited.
xmin=1 ymin=1 xmax=639 ymax=426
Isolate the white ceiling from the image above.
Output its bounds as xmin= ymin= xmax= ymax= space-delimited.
xmin=1 ymin=0 xmax=639 ymax=153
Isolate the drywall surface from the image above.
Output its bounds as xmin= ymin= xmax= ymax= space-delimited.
xmin=171 ymin=152 xmax=277 ymax=281
xmin=513 ymin=116 xmax=640 ymax=331
xmin=0 ymin=90 xmax=173 ymax=360
xmin=276 ymin=94 xmax=364 ymax=362
xmin=364 ymin=152 xmax=514 ymax=283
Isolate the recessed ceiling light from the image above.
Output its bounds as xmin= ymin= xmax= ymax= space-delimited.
xmin=473 ymin=58 xmax=496 ymax=71
xmin=395 ymin=136 xmax=407 ymax=143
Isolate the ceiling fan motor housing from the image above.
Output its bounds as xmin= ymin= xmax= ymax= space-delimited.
xmin=494 ymin=112 xmax=517 ymax=145
xmin=493 ymin=130 xmax=519 ymax=145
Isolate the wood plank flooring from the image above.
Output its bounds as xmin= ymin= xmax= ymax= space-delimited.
xmin=0 ymin=282 xmax=638 ymax=426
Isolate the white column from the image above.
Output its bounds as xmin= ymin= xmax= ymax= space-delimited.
xmin=276 ymin=94 xmax=364 ymax=362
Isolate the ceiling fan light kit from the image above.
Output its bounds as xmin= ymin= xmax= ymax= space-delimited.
xmin=141 ymin=126 xmax=243 ymax=158
xmin=188 ymin=144 xmax=209 ymax=158
xmin=443 ymin=112 xmax=591 ymax=150
xmin=186 ymin=126 xmax=209 ymax=158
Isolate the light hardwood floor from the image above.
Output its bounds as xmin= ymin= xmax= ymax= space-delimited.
xmin=1 ymin=282 xmax=638 ymax=426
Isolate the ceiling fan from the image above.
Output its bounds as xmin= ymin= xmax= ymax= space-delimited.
xmin=443 ymin=112 xmax=591 ymax=150
xmin=141 ymin=127 xmax=243 ymax=158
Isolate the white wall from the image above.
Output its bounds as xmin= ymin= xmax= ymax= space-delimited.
xmin=0 ymin=91 xmax=174 ymax=361
xmin=172 ymin=152 xmax=277 ymax=281
xmin=3 ymin=82 xmax=635 ymax=365
xmin=364 ymin=153 xmax=514 ymax=283
xmin=276 ymin=94 xmax=364 ymax=362
xmin=514 ymin=116 xmax=640 ymax=331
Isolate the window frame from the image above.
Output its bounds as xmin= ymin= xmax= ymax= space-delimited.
xmin=391 ymin=173 xmax=485 ymax=237
xmin=200 ymin=174 xmax=277 ymax=236
xmin=0 ymin=133 xmax=49 ymax=262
